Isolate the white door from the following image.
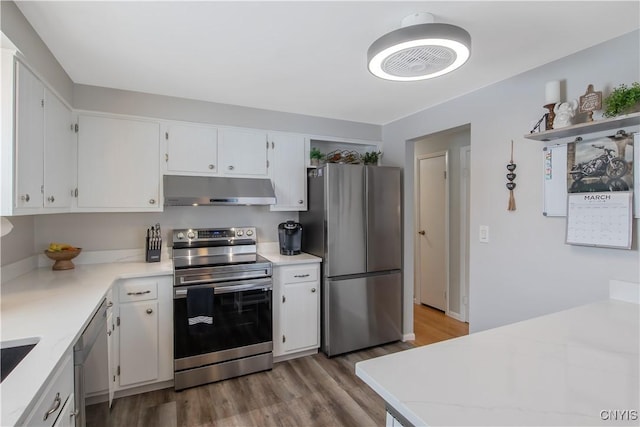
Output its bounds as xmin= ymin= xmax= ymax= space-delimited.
xmin=44 ymin=88 xmax=74 ymax=209
xmin=77 ymin=114 xmax=160 ymax=210
xmin=106 ymin=311 xmax=115 ymax=407
xmin=268 ymin=132 xmax=306 ymax=211
xmin=418 ymin=154 xmax=447 ymax=311
xmin=282 ymin=281 xmax=319 ymax=353
xmin=14 ymin=61 xmax=44 ymax=210
xmin=165 ymin=123 xmax=218 ymax=174
xmin=218 ymin=128 xmax=268 ymax=176
xmin=118 ymin=300 xmax=159 ymax=386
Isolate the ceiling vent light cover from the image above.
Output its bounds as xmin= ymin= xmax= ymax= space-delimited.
xmin=368 ymin=14 xmax=471 ymax=81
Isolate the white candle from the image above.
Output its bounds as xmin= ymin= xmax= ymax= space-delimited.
xmin=545 ymin=80 xmax=560 ymax=105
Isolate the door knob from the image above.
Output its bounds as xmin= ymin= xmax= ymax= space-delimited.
xmin=418 ymin=230 xmax=426 ymax=235
xmin=146 ymin=308 xmax=153 ymax=314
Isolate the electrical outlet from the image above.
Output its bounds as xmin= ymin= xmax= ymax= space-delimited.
xmin=479 ymin=225 xmax=489 ymax=243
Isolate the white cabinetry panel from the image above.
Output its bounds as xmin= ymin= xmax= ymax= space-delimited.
xmin=43 ymin=87 xmax=74 ymax=209
xmin=118 ymin=300 xmax=159 ymax=386
xmin=14 ymin=61 xmax=44 ymax=210
xmin=268 ymin=132 xmax=307 ymax=211
xmin=77 ymin=114 xmax=161 ymax=211
xmin=219 ymin=128 xmax=268 ymax=177
xmin=273 ymin=263 xmax=320 ymax=358
xmin=165 ymin=123 xmax=218 ymax=175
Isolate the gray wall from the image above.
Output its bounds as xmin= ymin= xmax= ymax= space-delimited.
xmin=414 ymin=126 xmax=470 ymax=316
xmin=74 ymin=85 xmax=381 ymax=142
xmin=383 ymin=30 xmax=640 ymax=334
xmin=0 ymin=1 xmax=73 ymax=104
xmin=0 ymin=216 xmax=35 ymax=265
xmin=34 ymin=208 xmax=296 ymax=252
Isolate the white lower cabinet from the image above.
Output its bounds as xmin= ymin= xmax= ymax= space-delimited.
xmin=52 ymin=393 xmax=75 ymax=427
xmin=118 ymin=300 xmax=159 ymax=386
xmin=22 ymin=351 xmax=74 ymax=427
xmin=116 ymin=276 xmax=173 ymax=389
xmin=273 ymin=263 xmax=321 ymax=358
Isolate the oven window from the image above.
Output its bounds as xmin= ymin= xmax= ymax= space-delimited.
xmin=174 ymin=287 xmax=272 ymax=360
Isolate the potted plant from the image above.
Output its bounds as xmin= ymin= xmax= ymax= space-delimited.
xmin=603 ymin=82 xmax=640 ymax=118
xmin=310 ymin=147 xmax=323 ymax=166
xmin=362 ymin=151 xmax=382 ymax=165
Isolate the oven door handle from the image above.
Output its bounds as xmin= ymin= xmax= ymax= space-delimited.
xmin=214 ymin=283 xmax=272 ymax=295
xmin=174 ymin=280 xmax=272 ymax=298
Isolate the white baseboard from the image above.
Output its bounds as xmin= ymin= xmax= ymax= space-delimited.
xmin=402 ymin=333 xmax=415 ymax=342
xmin=446 ymin=310 xmax=465 ymax=322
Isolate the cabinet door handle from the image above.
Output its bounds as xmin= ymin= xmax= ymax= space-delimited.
xmin=298 ymin=200 xmax=304 ymax=204
xmin=294 ymin=274 xmax=310 ymax=278
xmin=208 ymin=164 xmax=214 ymax=170
xmin=149 ymin=199 xmax=156 ymax=205
xmin=146 ymin=308 xmax=153 ymax=314
xmin=106 ymin=301 xmax=114 ymax=308
xmin=228 ymin=165 xmax=234 ymax=170
xmin=127 ymin=290 xmax=151 ymax=296
xmin=21 ymin=194 xmax=30 ymax=202
xmin=107 ymin=329 xmax=112 ymax=336
xmin=311 ymin=288 xmax=316 ymax=293
xmin=47 ymin=196 xmax=55 ymax=203
xmin=43 ymin=392 xmax=61 ymax=421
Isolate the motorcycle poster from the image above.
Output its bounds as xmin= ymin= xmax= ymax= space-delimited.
xmin=567 ymin=134 xmax=634 ymax=194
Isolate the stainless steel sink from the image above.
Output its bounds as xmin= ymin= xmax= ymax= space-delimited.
xmin=1 ymin=337 xmax=40 ymax=383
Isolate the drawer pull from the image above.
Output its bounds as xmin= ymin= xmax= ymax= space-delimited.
xmin=294 ymin=274 xmax=310 ymax=278
xmin=43 ymin=392 xmax=61 ymax=421
xmin=127 ymin=290 xmax=151 ymax=296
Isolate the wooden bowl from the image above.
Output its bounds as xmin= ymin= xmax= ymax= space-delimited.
xmin=44 ymin=248 xmax=82 ymax=270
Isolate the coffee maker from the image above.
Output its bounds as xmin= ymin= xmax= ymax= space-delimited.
xmin=278 ymin=221 xmax=302 ymax=255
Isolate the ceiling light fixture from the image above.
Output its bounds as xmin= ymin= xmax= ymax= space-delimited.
xmin=367 ymin=12 xmax=471 ymax=81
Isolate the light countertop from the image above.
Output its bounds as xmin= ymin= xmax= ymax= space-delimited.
xmin=356 ymin=296 xmax=639 ymax=426
xmin=258 ymin=242 xmax=322 ymax=265
xmin=0 ymin=247 xmax=318 ymax=426
xmin=0 ymin=260 xmax=172 ymax=426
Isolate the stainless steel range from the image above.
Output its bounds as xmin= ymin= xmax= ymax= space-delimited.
xmin=172 ymin=226 xmax=273 ymax=391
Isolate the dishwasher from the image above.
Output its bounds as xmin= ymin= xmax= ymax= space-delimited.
xmin=73 ymin=298 xmax=108 ymax=427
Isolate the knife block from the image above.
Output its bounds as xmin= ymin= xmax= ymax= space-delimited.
xmin=145 ymin=237 xmax=161 ymax=263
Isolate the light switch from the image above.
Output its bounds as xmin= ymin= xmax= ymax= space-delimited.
xmin=479 ymin=225 xmax=489 ymax=243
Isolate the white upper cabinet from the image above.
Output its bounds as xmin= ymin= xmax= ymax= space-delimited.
xmin=268 ymin=132 xmax=307 ymax=211
xmin=43 ymin=87 xmax=74 ymax=209
xmin=164 ymin=122 xmax=218 ymax=175
xmin=218 ymin=128 xmax=268 ymax=177
xmin=14 ymin=61 xmax=45 ymax=211
xmin=76 ymin=114 xmax=161 ymax=211
xmin=5 ymin=60 xmax=74 ymax=215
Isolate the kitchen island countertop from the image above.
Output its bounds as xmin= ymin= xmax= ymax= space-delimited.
xmin=356 ymin=287 xmax=639 ymax=426
xmin=0 ymin=260 xmax=172 ymax=426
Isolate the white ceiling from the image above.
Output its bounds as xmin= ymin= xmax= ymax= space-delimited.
xmin=15 ymin=1 xmax=640 ymax=125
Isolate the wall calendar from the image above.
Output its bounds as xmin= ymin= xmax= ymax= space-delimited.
xmin=566 ymin=191 xmax=633 ymax=249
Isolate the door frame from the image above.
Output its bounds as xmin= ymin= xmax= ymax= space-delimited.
xmin=413 ymin=151 xmax=449 ymax=313
xmin=458 ymin=145 xmax=471 ymax=323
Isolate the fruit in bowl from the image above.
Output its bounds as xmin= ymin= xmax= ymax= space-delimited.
xmin=44 ymin=243 xmax=82 ymax=270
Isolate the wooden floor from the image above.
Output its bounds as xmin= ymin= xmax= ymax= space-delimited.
xmin=411 ymin=303 xmax=469 ymax=347
xmin=88 ymin=306 xmax=467 ymax=427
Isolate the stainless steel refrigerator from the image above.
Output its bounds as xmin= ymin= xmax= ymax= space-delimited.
xmin=300 ymin=163 xmax=402 ymax=357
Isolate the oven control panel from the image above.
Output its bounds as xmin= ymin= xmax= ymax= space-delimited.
xmin=173 ymin=227 xmax=256 ymax=243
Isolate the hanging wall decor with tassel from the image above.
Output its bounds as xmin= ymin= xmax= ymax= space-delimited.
xmin=507 ymin=140 xmax=517 ymax=211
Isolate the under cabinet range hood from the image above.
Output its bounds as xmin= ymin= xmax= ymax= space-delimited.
xmin=163 ymin=175 xmax=276 ymax=206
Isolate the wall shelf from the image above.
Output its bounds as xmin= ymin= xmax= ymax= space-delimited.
xmin=524 ymin=111 xmax=640 ymax=141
